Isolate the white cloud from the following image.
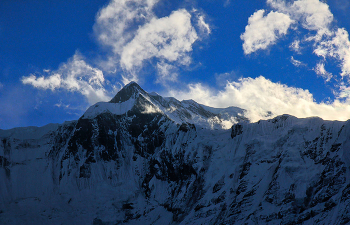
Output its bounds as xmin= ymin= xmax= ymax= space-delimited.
xmin=338 ymin=83 xmax=350 ymax=99
xmin=294 ymin=0 xmax=333 ymax=32
xmin=313 ymin=62 xmax=333 ymax=81
xmin=290 ymin=56 xmax=306 ymax=67
xmin=247 ymin=0 xmax=336 ymax=55
xmin=267 ymin=0 xmax=350 ymax=79
xmin=94 ymin=0 xmax=158 ymax=54
xmin=22 ymin=74 xmax=61 ymax=91
xmin=156 ymin=61 xmax=178 ymax=84
xmin=268 ymin=0 xmax=348 ymax=75
xmin=120 ymin=9 xmax=198 ymax=71
xmin=290 ymin=39 xmax=302 ymax=53
xmin=241 ymin=9 xmax=294 ymax=54
xmin=197 ymin=15 xmax=211 ymax=36
xmin=94 ymin=0 xmax=206 ymax=84
xmin=170 ymin=76 xmax=350 ymax=122
xmin=22 ymin=53 xmax=110 ymax=104
xmin=245 ymin=0 xmax=333 ymax=55
xmin=314 ymin=28 xmax=350 ymax=78
xmin=245 ymin=0 xmax=350 ymax=98
xmin=268 ymin=0 xmax=333 ymax=33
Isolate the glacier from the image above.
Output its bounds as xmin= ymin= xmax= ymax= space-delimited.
xmin=1 ymin=82 xmax=350 ymax=224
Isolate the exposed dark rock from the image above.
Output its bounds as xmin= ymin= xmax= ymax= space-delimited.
xmin=231 ymin=124 xmax=243 ymax=138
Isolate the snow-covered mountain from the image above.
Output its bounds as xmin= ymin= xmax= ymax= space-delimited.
xmin=1 ymin=82 xmax=350 ymax=224
xmin=83 ymin=82 xmax=247 ymax=129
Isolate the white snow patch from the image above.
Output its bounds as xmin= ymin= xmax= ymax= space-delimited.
xmin=82 ymin=98 xmax=136 ymax=119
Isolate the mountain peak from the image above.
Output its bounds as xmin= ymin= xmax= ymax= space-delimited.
xmin=109 ymin=81 xmax=145 ymax=103
xmin=83 ymin=81 xmax=248 ymax=129
xmin=124 ymin=81 xmax=139 ymax=88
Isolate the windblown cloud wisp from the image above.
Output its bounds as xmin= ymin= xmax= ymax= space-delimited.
xmin=22 ymin=53 xmax=110 ymax=104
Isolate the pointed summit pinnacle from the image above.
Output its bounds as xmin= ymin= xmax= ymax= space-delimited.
xmin=109 ymin=81 xmax=146 ymax=103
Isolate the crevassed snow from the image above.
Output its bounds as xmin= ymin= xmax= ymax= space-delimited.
xmin=82 ymin=98 xmax=136 ymax=119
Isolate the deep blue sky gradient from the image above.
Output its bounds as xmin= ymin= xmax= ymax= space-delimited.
xmin=0 ymin=0 xmax=349 ymax=129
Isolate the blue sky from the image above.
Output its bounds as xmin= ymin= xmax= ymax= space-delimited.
xmin=1 ymin=0 xmax=350 ymax=129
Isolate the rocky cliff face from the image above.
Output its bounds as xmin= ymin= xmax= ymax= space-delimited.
xmin=1 ymin=82 xmax=350 ymax=224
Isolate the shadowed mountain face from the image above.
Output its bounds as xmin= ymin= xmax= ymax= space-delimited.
xmin=1 ymin=82 xmax=350 ymax=224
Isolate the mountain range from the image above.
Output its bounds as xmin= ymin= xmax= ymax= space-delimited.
xmin=1 ymin=82 xmax=350 ymax=224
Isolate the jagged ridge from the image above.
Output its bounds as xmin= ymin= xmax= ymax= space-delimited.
xmin=84 ymin=81 xmax=248 ymax=129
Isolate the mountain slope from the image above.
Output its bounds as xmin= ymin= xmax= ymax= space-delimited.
xmin=1 ymin=82 xmax=350 ymax=224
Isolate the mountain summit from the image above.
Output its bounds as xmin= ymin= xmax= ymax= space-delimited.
xmin=109 ymin=81 xmax=146 ymax=103
xmin=1 ymin=82 xmax=350 ymax=224
xmin=83 ymin=81 xmax=247 ymax=129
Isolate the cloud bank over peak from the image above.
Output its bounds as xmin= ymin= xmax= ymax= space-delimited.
xmin=170 ymin=76 xmax=350 ymax=122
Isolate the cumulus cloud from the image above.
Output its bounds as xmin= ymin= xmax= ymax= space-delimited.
xmin=94 ymin=0 xmax=158 ymax=54
xmin=241 ymin=9 xmax=294 ymax=54
xmin=94 ymin=0 xmax=205 ymax=84
xmin=243 ymin=0 xmax=334 ymax=55
xmin=243 ymin=0 xmax=350 ymax=100
xmin=22 ymin=53 xmax=110 ymax=104
xmin=170 ymin=76 xmax=350 ymax=122
xmin=268 ymin=0 xmax=349 ymax=75
xmin=255 ymin=0 xmax=350 ymax=78
xmin=268 ymin=0 xmax=333 ymax=33
xmin=120 ymin=9 xmax=198 ymax=71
